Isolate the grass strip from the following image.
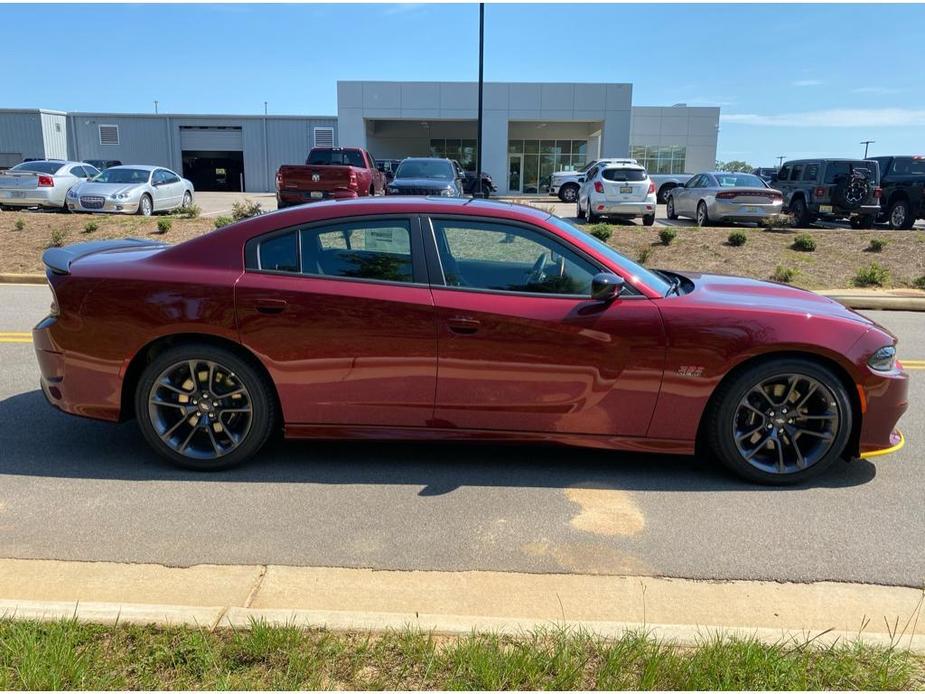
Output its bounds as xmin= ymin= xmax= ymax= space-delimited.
xmin=0 ymin=619 xmax=921 ymax=690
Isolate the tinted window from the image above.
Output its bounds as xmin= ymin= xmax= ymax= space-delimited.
xmin=432 ymin=219 xmax=597 ymax=295
xmin=891 ymin=158 xmax=925 ymax=175
xmin=802 ymin=164 xmax=819 ymax=181
xmin=395 ymin=159 xmax=454 ymax=180
xmin=69 ymin=166 xmax=87 ymax=178
xmin=259 ymin=232 xmax=299 ymax=273
xmin=777 ymin=166 xmax=791 ymax=182
xmin=301 ymin=220 xmax=413 ymax=283
xmin=601 ymin=168 xmax=646 ymax=182
xmin=84 ymin=165 xmax=100 ymax=179
xmin=789 ymin=165 xmax=803 ymax=181
xmin=715 ymin=173 xmax=766 ymax=187
xmin=163 ymin=170 xmax=181 ymax=184
xmin=10 ymin=161 xmax=63 ymax=174
xmin=306 ymin=149 xmax=365 ymax=167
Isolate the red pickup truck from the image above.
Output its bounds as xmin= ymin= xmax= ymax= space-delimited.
xmin=276 ymin=147 xmax=386 ymax=208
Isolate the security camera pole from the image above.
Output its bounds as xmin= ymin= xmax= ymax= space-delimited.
xmin=475 ymin=3 xmax=484 ymax=197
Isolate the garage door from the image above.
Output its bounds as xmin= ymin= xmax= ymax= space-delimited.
xmin=179 ymin=126 xmax=243 ymax=151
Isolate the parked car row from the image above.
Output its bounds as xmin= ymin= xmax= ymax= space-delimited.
xmin=0 ymin=158 xmax=194 ymax=215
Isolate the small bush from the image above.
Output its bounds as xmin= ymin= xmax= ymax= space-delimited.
xmin=658 ymin=228 xmax=677 ymax=246
xmin=231 ymin=199 xmax=262 ymax=221
xmin=791 ymin=234 xmax=816 ymax=252
xmin=176 ymin=203 xmax=201 ymax=219
xmin=913 ymin=275 xmax=925 ymax=290
xmin=213 ymin=215 xmax=233 ymax=229
xmin=853 ymin=262 xmax=890 ymax=287
xmin=587 ymin=223 xmax=612 ymax=242
xmin=14 ymin=218 xmax=25 ymax=231
xmin=867 ymin=238 xmax=887 ymax=253
xmin=771 ymin=265 xmax=797 ymax=283
xmin=156 ymin=218 xmax=172 ymax=234
xmin=727 ymin=231 xmax=747 ymax=247
xmin=763 ymin=213 xmax=793 ymax=231
xmin=47 ymin=229 xmax=67 ymax=248
xmin=82 ymin=221 xmax=98 ymax=234
xmin=637 ymin=247 xmax=652 ymax=264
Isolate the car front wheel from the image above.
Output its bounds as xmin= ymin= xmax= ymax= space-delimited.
xmin=707 ymin=358 xmax=853 ymax=484
xmin=137 ymin=194 xmax=153 ymax=216
xmin=135 ymin=344 xmax=277 ymax=471
xmin=559 ymin=184 xmax=579 ymax=203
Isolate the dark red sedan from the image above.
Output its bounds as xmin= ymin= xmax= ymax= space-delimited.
xmin=34 ymin=198 xmax=908 ymax=484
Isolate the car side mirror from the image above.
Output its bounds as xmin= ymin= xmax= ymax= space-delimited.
xmin=591 ymin=272 xmax=624 ymax=302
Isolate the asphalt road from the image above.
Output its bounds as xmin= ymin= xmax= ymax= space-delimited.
xmin=0 ymin=285 xmax=921 ymax=586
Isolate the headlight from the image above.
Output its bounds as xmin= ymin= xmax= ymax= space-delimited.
xmin=868 ymin=345 xmax=896 ymax=371
xmin=67 ymin=188 xmax=78 ymax=198
xmin=110 ymin=191 xmax=132 ymax=200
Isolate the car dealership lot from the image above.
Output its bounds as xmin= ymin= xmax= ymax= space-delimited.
xmin=0 ymin=283 xmax=921 ymax=586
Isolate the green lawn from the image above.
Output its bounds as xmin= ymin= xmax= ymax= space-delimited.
xmin=0 ymin=619 xmax=921 ymax=690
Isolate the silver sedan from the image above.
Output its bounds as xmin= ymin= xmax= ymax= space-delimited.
xmin=67 ymin=165 xmax=194 ymax=215
xmin=0 ymin=160 xmax=99 ymax=211
xmin=667 ymin=171 xmax=783 ymax=226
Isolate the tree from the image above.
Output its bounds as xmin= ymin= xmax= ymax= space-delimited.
xmin=714 ymin=160 xmax=755 ymax=173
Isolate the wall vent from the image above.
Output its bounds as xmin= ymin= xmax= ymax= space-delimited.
xmin=99 ymin=124 xmax=120 ymax=146
xmin=313 ymin=127 xmax=334 ymax=148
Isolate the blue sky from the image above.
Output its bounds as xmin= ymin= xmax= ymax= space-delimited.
xmin=3 ymin=3 xmax=923 ymax=167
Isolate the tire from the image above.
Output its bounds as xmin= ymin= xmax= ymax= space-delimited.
xmin=576 ymin=198 xmax=586 ymax=220
xmin=135 ymin=343 xmax=278 ymax=471
xmin=666 ymin=196 xmax=678 ymax=220
xmin=706 ymin=357 xmax=853 ymax=485
xmin=559 ymin=184 xmax=579 ymax=203
xmin=587 ymin=204 xmax=600 ymax=224
xmin=642 ymin=213 xmax=655 ymax=226
xmin=850 ymin=215 xmax=874 ymax=230
xmin=888 ymin=199 xmax=914 ymax=230
xmin=137 ymin=194 xmax=153 ymax=217
xmin=657 ymin=184 xmax=675 ymax=205
xmin=181 ymin=191 xmax=192 ymax=209
xmin=696 ymin=201 xmax=710 ymax=227
xmin=790 ymin=196 xmax=809 ymax=228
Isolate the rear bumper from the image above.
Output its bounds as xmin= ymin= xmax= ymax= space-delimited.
xmin=278 ymin=190 xmax=358 ymax=206
xmin=592 ymin=200 xmax=657 ymax=217
xmin=0 ymin=189 xmax=61 ymax=208
xmin=710 ymin=200 xmax=783 ymax=221
xmin=813 ymin=203 xmax=882 ymax=218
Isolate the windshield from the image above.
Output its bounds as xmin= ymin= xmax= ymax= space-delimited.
xmin=10 ymin=161 xmax=63 ymax=175
xmin=395 ymin=159 xmax=454 ymax=180
xmin=715 ymin=173 xmax=766 ymax=187
xmin=545 ymin=216 xmax=672 ymax=296
xmin=306 ymin=149 xmax=365 ymax=167
xmin=91 ymin=168 xmax=150 ymax=184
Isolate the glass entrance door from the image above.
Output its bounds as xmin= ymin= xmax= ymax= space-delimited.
xmin=507 ymin=155 xmax=522 ymax=194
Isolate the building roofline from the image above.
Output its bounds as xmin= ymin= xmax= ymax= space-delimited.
xmin=69 ymin=111 xmax=336 ymax=120
xmin=0 ymin=108 xmax=68 ymax=116
xmin=337 ymin=79 xmax=632 ymax=87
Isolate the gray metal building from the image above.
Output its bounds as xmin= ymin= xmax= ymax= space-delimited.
xmin=0 ymin=109 xmax=68 ymax=169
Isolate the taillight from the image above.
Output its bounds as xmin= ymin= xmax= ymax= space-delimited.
xmin=348 ymin=171 xmax=358 ymax=190
xmin=37 ymin=175 xmax=54 ymax=187
xmin=873 ymin=187 xmax=882 ymax=198
xmin=275 ymin=172 xmax=282 ymax=191
xmin=593 ymin=181 xmax=604 ymax=194
xmin=814 ymin=186 xmax=826 ymax=198
xmin=648 ymin=181 xmax=656 ymax=194
xmin=716 ymin=191 xmax=736 ymax=199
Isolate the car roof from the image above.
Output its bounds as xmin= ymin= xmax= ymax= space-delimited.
xmin=599 ymin=163 xmax=645 ymax=170
xmin=106 ymin=165 xmax=159 ymax=172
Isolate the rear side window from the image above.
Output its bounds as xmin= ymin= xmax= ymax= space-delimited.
xmin=601 ymin=168 xmax=646 ymax=182
xmin=802 ymin=164 xmax=819 ymax=181
xmin=258 ymin=232 xmax=299 ymax=273
xmin=302 ymin=220 xmax=413 ymax=283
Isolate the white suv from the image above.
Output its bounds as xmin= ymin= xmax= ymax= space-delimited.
xmin=577 ymin=163 xmax=657 ymax=225
xmin=549 ymin=158 xmax=638 ymax=202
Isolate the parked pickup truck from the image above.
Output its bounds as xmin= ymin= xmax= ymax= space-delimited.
xmin=868 ymin=155 xmax=925 ymax=230
xmin=276 ymin=147 xmax=385 ymax=208
xmin=648 ymin=173 xmax=695 ymax=204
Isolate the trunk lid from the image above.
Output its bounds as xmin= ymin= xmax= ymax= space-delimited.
xmin=0 ymin=171 xmax=43 ymax=191
xmin=43 ymin=238 xmax=168 ymax=275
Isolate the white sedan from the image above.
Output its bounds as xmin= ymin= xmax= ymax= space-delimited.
xmin=67 ymin=165 xmax=194 ymax=215
xmin=0 ymin=160 xmax=99 ymax=211
xmin=577 ymin=163 xmax=657 ymax=225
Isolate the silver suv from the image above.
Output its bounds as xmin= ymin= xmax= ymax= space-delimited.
xmin=773 ymin=159 xmax=881 ymax=228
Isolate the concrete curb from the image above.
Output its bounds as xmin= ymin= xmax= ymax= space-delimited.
xmin=0 ymin=273 xmax=44 ymax=285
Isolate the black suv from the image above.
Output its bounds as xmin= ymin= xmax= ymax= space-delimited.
xmin=386 ymin=158 xmax=465 ymax=197
xmin=868 ymin=155 xmax=925 ymax=230
xmin=773 ymin=159 xmax=881 ymax=228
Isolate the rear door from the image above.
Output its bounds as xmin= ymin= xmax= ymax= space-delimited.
xmin=599 ymin=167 xmax=649 ymax=204
xmin=236 ymin=215 xmax=438 ymax=427
xmin=425 ymin=216 xmax=665 ymax=436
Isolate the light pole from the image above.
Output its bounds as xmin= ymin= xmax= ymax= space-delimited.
xmin=861 ymin=140 xmax=875 ymax=158
xmin=474 ymin=2 xmax=485 ymax=197
xmin=154 ymin=100 xmax=159 ymax=114
xmin=264 ymin=101 xmax=268 ymax=115
xmin=776 ymin=155 xmax=786 ymax=168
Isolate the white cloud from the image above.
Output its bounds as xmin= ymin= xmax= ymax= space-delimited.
xmin=721 ymin=108 xmax=925 ymax=127
xmin=792 ymin=80 xmax=823 ymax=87
xmin=852 ymin=86 xmax=906 ymax=95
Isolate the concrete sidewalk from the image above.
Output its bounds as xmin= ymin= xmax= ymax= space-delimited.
xmin=1 ymin=559 xmax=922 ymax=652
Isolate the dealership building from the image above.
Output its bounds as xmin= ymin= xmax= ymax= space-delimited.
xmin=0 ymin=81 xmax=719 ymax=195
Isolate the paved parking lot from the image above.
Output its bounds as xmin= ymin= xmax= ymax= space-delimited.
xmin=0 ymin=284 xmax=921 ymax=586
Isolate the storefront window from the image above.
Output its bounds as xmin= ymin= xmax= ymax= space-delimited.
xmin=630 ymin=144 xmax=687 ymax=174
xmin=505 ymin=139 xmax=591 ymax=190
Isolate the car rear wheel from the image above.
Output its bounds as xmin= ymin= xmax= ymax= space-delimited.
xmin=136 ymin=344 xmax=277 ymax=471
xmin=696 ymin=201 xmax=710 ymax=227
xmin=642 ymin=213 xmax=655 ymax=226
xmin=587 ymin=204 xmax=600 ymax=223
xmin=666 ymin=196 xmax=678 ymax=220
xmin=790 ymin=197 xmax=809 ymax=227
xmin=657 ymin=184 xmax=674 ymax=205
xmin=888 ymin=199 xmax=914 ymax=230
xmin=559 ymin=184 xmax=579 ymax=203
xmin=707 ymin=358 xmax=852 ymax=484
xmin=137 ymin=194 xmax=153 ymax=216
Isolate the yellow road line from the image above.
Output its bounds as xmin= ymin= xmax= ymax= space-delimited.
xmin=859 ymin=431 xmax=906 ymax=459
xmin=0 ymin=332 xmax=32 ymax=344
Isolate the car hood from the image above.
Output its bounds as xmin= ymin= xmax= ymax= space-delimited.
xmin=74 ymin=181 xmax=144 ymax=197
xmin=391 ymin=178 xmax=454 ymax=189
xmin=676 ymin=271 xmax=874 ymax=326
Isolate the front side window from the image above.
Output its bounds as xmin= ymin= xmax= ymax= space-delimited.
xmin=790 ymin=165 xmax=804 ymax=181
xmin=431 ymin=219 xmax=597 ymax=296
xmin=777 ymin=166 xmax=791 ymax=182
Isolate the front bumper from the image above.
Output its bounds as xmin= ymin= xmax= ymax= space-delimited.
xmin=549 ymin=184 xmax=560 ymax=195
xmin=857 ymin=367 xmax=909 ymax=457
xmin=710 ymin=199 xmax=783 ymax=222
xmin=67 ymin=195 xmax=141 ymax=214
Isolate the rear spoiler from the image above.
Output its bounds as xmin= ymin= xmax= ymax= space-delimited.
xmin=43 ymin=238 xmax=167 ymax=275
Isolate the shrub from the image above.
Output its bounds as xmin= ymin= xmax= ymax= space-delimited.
xmin=853 ymin=262 xmax=890 ymax=287
xmin=47 ymin=229 xmax=67 ymax=248
xmin=14 ymin=218 xmax=25 ymax=231
xmin=82 ymin=221 xmax=98 ymax=234
xmin=176 ymin=203 xmax=201 ymax=219
xmin=156 ymin=218 xmax=172 ymax=234
xmin=231 ymin=199 xmax=262 ymax=221
xmin=727 ymin=231 xmax=747 ymax=247
xmin=867 ymin=238 xmax=887 ymax=253
xmin=213 ymin=215 xmax=233 ymax=229
xmin=587 ymin=223 xmax=612 ymax=242
xmin=658 ymin=228 xmax=677 ymax=246
xmin=771 ymin=265 xmax=797 ymax=283
xmin=913 ymin=275 xmax=925 ymax=290
xmin=637 ymin=247 xmax=652 ymax=264
xmin=791 ymin=234 xmax=816 ymax=252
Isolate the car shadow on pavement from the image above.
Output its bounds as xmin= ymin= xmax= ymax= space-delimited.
xmin=0 ymin=389 xmax=877 ymax=492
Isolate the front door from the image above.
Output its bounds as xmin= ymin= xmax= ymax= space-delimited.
xmin=236 ymin=216 xmax=437 ymax=427
xmin=426 ymin=216 xmax=666 ymax=436
xmin=507 ymin=155 xmax=522 ymax=194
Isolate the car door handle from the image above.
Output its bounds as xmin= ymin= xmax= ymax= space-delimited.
xmin=447 ymin=317 xmax=481 ymax=335
xmin=254 ymin=298 xmax=287 ymax=314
